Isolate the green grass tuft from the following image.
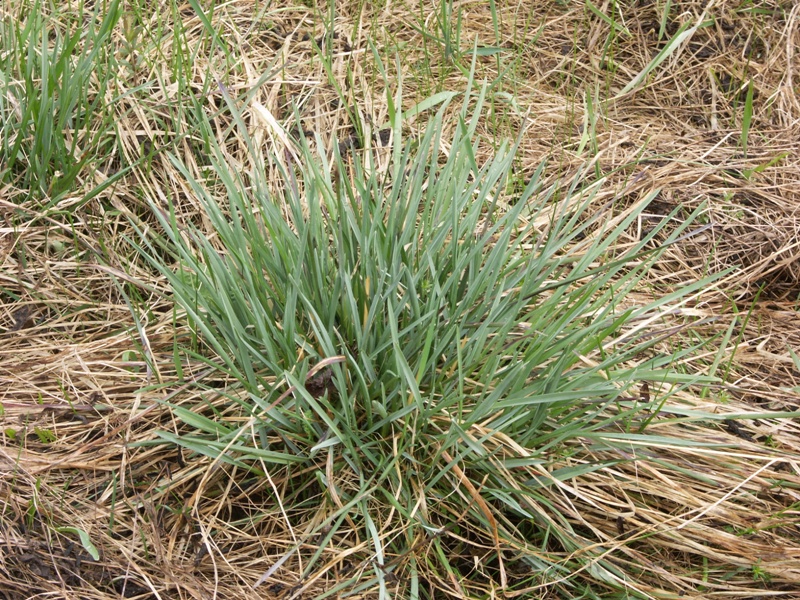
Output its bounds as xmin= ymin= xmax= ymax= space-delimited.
xmin=134 ymin=79 xmax=722 ymax=596
xmin=0 ymin=0 xmax=121 ymax=205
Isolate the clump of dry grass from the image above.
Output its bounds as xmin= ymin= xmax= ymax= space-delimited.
xmin=2 ymin=0 xmax=799 ymax=599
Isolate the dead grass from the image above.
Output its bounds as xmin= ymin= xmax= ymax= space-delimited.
xmin=1 ymin=0 xmax=799 ymax=598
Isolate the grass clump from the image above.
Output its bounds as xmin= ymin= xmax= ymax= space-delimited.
xmin=3 ymin=1 xmax=799 ymax=598
xmin=135 ymin=78 xmax=719 ymax=598
xmin=0 ymin=0 xmax=121 ymax=205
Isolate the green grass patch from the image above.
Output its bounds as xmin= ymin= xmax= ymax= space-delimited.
xmin=133 ymin=69 xmax=724 ymax=596
xmin=0 ymin=0 xmax=121 ymax=205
